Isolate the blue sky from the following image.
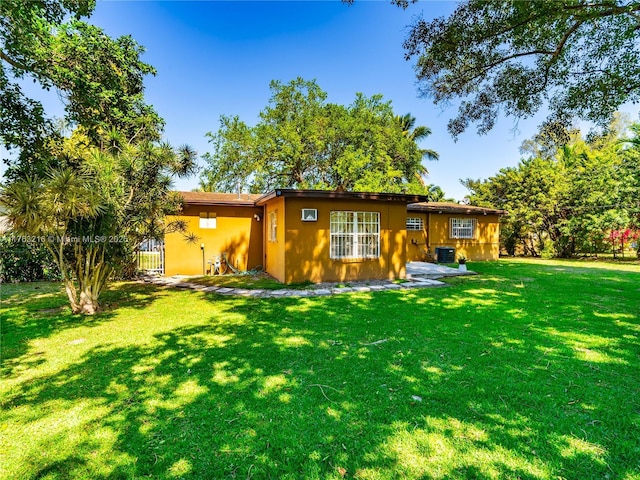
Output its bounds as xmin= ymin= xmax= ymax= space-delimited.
xmin=7 ymin=1 xmax=640 ymax=200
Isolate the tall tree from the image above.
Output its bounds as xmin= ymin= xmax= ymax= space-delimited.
xmin=403 ymin=0 xmax=640 ymax=138
xmin=396 ymin=113 xmax=439 ymax=160
xmin=619 ymin=124 xmax=640 ymax=256
xmin=1 ymin=1 xmax=197 ymax=313
xmin=395 ymin=112 xmax=438 ymax=185
xmin=1 ymin=130 xmax=196 ymax=314
xmin=464 ymin=119 xmax=638 ymax=257
xmin=1 ymin=0 xmax=160 ymax=176
xmin=200 ymin=78 xmax=437 ymax=194
xmin=556 ymin=142 xmax=630 ymax=256
xmin=464 ymin=156 xmax=565 ymax=256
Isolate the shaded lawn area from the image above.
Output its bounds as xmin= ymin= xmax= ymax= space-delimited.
xmin=1 ymin=259 xmax=639 ymax=480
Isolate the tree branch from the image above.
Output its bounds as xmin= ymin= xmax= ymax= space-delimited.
xmin=456 ymin=19 xmax=584 ymax=89
xmin=0 ymin=49 xmax=27 ymax=71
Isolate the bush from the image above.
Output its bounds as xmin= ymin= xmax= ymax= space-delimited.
xmin=0 ymin=235 xmax=60 ymax=282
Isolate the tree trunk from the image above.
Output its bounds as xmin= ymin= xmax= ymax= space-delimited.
xmin=66 ymin=272 xmax=109 ymax=314
xmin=63 ymin=278 xmax=98 ymax=314
xmin=55 ymin=243 xmax=113 ymax=315
xmin=63 ymin=278 xmax=80 ymax=312
xmin=77 ymin=287 xmax=99 ymax=315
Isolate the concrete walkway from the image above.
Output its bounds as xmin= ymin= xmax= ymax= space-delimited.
xmin=140 ymin=262 xmax=474 ymax=299
xmin=406 ymin=261 xmax=476 ymax=278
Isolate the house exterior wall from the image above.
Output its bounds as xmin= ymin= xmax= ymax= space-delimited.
xmin=427 ymin=213 xmax=501 ymax=261
xmin=163 ymin=194 xmax=501 ymax=280
xmin=264 ymin=197 xmax=286 ymax=283
xmin=274 ymin=197 xmax=408 ymax=284
xmin=164 ymin=204 xmax=263 ymax=276
xmin=406 ymin=212 xmax=430 ymax=262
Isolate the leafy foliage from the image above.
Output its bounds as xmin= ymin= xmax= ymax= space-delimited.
xmin=403 ymin=0 xmax=640 ymax=137
xmin=1 ymin=1 xmax=197 ymax=313
xmin=0 ymin=234 xmax=60 ymax=282
xmin=1 ymin=130 xmax=196 ymax=313
xmin=605 ymin=228 xmax=640 ymax=258
xmin=0 ymin=0 xmax=161 ymax=177
xmin=200 ymin=78 xmax=438 ymax=194
xmin=464 ymin=118 xmax=640 ymax=257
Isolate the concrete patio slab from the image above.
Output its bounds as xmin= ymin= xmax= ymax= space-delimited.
xmin=406 ymin=261 xmax=475 ymax=278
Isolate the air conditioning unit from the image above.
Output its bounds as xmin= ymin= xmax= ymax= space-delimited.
xmin=301 ymin=208 xmax=318 ymax=222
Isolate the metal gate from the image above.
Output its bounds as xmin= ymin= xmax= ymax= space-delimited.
xmin=136 ymin=240 xmax=164 ymax=275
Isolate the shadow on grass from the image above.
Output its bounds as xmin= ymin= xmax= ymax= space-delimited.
xmin=2 ymin=260 xmax=639 ymax=479
xmin=0 ymin=281 xmax=170 ymax=379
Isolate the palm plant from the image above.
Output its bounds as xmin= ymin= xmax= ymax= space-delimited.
xmin=0 ymin=129 xmax=197 ymax=314
xmin=396 ymin=113 xmax=439 ymax=161
xmin=396 ymin=113 xmax=439 ymax=186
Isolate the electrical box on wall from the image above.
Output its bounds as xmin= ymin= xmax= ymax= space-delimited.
xmin=301 ymin=209 xmax=318 ymax=221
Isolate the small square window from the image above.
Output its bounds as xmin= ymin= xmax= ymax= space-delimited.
xmin=199 ymin=212 xmax=217 ymax=229
xmin=301 ymin=209 xmax=318 ymax=221
xmin=406 ymin=217 xmax=423 ymax=231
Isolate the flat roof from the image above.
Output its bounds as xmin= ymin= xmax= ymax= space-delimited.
xmin=255 ymin=189 xmax=429 ymax=205
xmin=408 ymin=202 xmax=506 ymax=215
xmin=178 ymin=191 xmax=262 ymax=207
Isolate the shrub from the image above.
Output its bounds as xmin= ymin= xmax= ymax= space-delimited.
xmin=0 ymin=235 xmax=60 ymax=282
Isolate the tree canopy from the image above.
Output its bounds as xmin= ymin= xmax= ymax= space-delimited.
xmin=464 ymin=117 xmax=640 ymax=258
xmin=1 ymin=1 xmax=196 ymax=313
xmin=200 ymin=78 xmax=439 ymax=195
xmin=1 ymin=0 xmax=161 ymax=176
xmin=403 ymin=0 xmax=640 ymax=138
xmin=1 ymin=128 xmax=197 ymax=314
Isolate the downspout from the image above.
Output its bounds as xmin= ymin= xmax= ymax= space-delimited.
xmin=263 ymin=205 xmax=267 ymax=268
xmin=388 ymin=202 xmax=393 ymax=280
xmin=427 ymin=212 xmax=432 ymax=255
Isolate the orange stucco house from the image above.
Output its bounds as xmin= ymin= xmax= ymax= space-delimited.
xmin=164 ymin=190 xmax=503 ymax=283
xmin=405 ymin=202 xmax=504 ymax=262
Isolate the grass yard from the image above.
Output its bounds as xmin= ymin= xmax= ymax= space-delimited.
xmin=1 ymin=258 xmax=639 ymax=479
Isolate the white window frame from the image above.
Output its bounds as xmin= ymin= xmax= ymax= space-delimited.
xmin=406 ymin=217 xmax=423 ymax=231
xmin=450 ymin=217 xmax=476 ymax=239
xmin=268 ymin=210 xmax=277 ymax=242
xmin=301 ymin=208 xmax=318 ymax=222
xmin=330 ymin=211 xmax=380 ymax=260
xmin=199 ymin=212 xmax=217 ymax=229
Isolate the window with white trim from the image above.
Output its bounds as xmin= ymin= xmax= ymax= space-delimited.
xmin=199 ymin=212 xmax=217 ymax=229
xmin=268 ymin=210 xmax=277 ymax=242
xmin=406 ymin=217 xmax=423 ymax=231
xmin=330 ymin=211 xmax=380 ymax=259
xmin=450 ymin=218 xmax=476 ymax=239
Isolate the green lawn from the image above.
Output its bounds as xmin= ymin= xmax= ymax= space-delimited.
xmin=1 ymin=259 xmax=639 ymax=479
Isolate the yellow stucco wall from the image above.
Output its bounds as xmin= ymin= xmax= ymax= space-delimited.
xmin=406 ymin=212 xmax=430 ymax=261
xmin=164 ymin=205 xmax=263 ymax=276
xmin=426 ymin=213 xmax=501 ymax=261
xmin=165 ymin=200 xmax=501 ymax=278
xmin=275 ymin=197 xmax=408 ymax=284
xmin=264 ymin=197 xmax=286 ymax=283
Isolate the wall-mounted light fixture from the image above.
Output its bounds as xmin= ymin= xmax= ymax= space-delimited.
xmin=253 ymin=214 xmax=262 ymax=222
